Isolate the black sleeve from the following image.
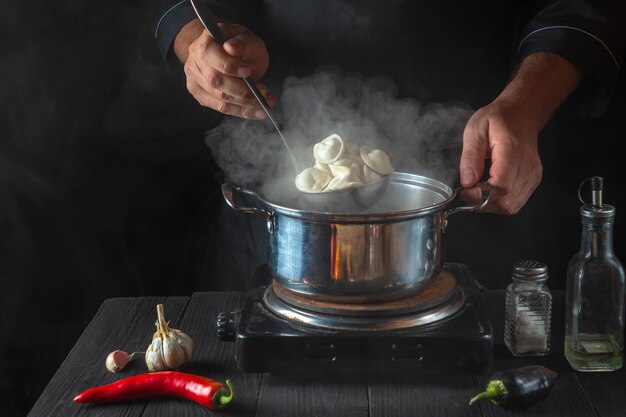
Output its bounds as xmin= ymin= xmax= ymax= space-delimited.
xmin=519 ymin=0 xmax=626 ymax=89
xmin=151 ymin=0 xmax=235 ymax=63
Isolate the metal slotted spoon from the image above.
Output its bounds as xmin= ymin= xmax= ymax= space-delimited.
xmin=190 ymin=0 xmax=390 ymax=210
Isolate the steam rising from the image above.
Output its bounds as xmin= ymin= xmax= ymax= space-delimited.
xmin=205 ymin=68 xmax=473 ymax=189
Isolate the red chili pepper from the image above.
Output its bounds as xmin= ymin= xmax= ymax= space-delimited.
xmin=73 ymin=371 xmax=234 ymax=409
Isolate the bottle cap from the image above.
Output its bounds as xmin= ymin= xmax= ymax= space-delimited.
xmin=580 ymin=204 xmax=615 ymax=219
xmin=578 ymin=176 xmax=615 ymax=218
xmin=513 ymin=260 xmax=548 ymax=282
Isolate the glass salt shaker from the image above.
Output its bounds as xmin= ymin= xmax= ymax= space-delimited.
xmin=504 ymin=260 xmax=552 ymax=356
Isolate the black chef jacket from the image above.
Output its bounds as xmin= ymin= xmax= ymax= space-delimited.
xmin=153 ymin=1 xmax=624 ymax=100
xmin=150 ymin=0 xmax=626 ymax=290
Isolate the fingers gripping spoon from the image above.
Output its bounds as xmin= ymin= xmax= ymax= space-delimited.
xmin=189 ymin=0 xmax=300 ymax=174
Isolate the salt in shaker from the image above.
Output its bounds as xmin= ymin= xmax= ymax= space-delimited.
xmin=504 ymin=260 xmax=552 ymax=356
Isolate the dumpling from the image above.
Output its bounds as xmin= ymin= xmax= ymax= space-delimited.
xmin=329 ymin=158 xmax=361 ymax=179
xmin=313 ymin=134 xmax=344 ymax=164
xmin=314 ymin=160 xmax=332 ymax=175
xmin=359 ymin=145 xmax=394 ymax=175
xmin=326 ymin=173 xmax=363 ymax=191
xmin=295 ymin=167 xmax=332 ymax=192
xmin=295 ymin=135 xmax=393 ymax=193
xmin=363 ymin=164 xmax=383 ymax=183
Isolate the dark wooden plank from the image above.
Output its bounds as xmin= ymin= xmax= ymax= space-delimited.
xmin=144 ymin=292 xmax=263 ymax=417
xmin=27 ymin=296 xmax=189 ymax=417
xmin=576 ymin=370 xmax=626 ymax=417
xmin=369 ymin=374 xmax=481 ymax=417
xmin=255 ymin=374 xmax=368 ymax=417
xmin=475 ymin=291 xmax=598 ymax=417
xmin=474 ymin=371 xmax=598 ymax=417
xmin=28 ymin=289 xmax=626 ymax=417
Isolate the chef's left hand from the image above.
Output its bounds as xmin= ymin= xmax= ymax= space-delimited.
xmin=458 ymin=52 xmax=582 ymax=215
xmin=459 ymin=96 xmax=542 ymax=215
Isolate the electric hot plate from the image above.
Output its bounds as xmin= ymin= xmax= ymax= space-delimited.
xmin=216 ymin=263 xmax=493 ymax=374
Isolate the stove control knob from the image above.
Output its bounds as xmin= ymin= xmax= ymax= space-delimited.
xmin=216 ymin=311 xmax=238 ymax=342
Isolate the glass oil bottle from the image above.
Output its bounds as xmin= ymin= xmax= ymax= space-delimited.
xmin=565 ymin=177 xmax=625 ymax=371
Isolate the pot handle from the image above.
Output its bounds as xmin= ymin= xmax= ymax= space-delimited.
xmin=221 ymin=183 xmax=274 ymax=220
xmin=442 ymin=182 xmax=491 ymax=232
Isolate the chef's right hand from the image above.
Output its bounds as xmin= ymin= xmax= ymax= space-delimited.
xmin=175 ymin=19 xmax=275 ymax=119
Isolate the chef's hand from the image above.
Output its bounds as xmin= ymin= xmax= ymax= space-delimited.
xmin=459 ymin=52 xmax=583 ymax=215
xmin=174 ymin=19 xmax=275 ymax=119
xmin=459 ymin=98 xmax=542 ymax=215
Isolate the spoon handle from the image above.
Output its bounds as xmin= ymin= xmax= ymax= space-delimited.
xmin=189 ymin=0 xmax=299 ymax=173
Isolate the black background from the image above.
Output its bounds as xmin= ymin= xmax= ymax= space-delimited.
xmin=1 ymin=1 xmax=223 ymax=414
xmin=1 ymin=1 xmax=625 ymax=416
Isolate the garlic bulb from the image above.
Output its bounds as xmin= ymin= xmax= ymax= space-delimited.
xmin=145 ymin=304 xmax=194 ymax=372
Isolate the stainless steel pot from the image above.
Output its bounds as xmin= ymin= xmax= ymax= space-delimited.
xmin=222 ymin=172 xmax=489 ymax=303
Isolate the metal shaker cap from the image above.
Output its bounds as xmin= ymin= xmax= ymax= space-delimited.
xmin=512 ymin=260 xmax=548 ymax=282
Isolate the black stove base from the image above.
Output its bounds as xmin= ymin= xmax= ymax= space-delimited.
xmin=217 ymin=263 xmax=493 ymax=374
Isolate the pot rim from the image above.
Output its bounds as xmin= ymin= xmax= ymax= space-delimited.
xmin=255 ymin=172 xmax=457 ymax=223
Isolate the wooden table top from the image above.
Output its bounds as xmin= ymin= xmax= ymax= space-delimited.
xmin=28 ymin=290 xmax=626 ymax=417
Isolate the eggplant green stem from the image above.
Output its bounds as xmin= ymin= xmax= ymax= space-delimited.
xmin=218 ymin=380 xmax=234 ymax=407
xmin=469 ymin=380 xmax=508 ymax=406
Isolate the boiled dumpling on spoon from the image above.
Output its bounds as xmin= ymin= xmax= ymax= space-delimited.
xmin=359 ymin=145 xmax=394 ymax=176
xmin=363 ymin=164 xmax=384 ymax=183
xmin=295 ymin=167 xmax=332 ymax=192
xmin=295 ymin=134 xmax=393 ymax=194
xmin=326 ymin=173 xmax=363 ymax=191
xmin=329 ymin=158 xmax=362 ymax=178
xmin=313 ymin=134 xmax=344 ymax=164
xmin=327 ymin=159 xmax=364 ymax=190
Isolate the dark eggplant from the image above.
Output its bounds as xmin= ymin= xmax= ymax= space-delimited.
xmin=469 ymin=365 xmax=558 ymax=407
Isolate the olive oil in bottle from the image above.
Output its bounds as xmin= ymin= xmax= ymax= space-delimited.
xmin=565 ymin=177 xmax=625 ymax=371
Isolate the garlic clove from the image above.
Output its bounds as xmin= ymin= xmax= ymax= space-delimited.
xmin=163 ymin=336 xmax=186 ymax=369
xmin=106 ymin=350 xmax=130 ymax=373
xmin=145 ymin=336 xmax=165 ymax=372
xmin=106 ymin=350 xmax=144 ymax=373
xmin=172 ymin=329 xmax=194 ymax=361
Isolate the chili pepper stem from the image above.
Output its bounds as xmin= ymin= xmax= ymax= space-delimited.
xmin=469 ymin=380 xmax=508 ymax=406
xmin=214 ymin=380 xmax=234 ymax=407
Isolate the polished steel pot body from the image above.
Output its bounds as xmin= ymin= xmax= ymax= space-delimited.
xmin=222 ymin=173 xmax=488 ymax=303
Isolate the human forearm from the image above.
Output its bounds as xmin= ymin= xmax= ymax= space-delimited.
xmin=496 ymin=52 xmax=583 ymax=134
xmin=459 ymin=52 xmax=583 ymax=214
